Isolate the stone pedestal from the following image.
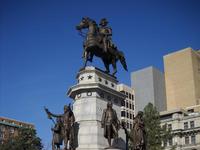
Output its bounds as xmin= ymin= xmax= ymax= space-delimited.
xmin=67 ymin=66 xmax=126 ymax=150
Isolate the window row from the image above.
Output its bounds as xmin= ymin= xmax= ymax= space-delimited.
xmin=185 ymin=135 xmax=196 ymax=145
xmin=163 ymin=137 xmax=173 ymax=147
xmin=184 ymin=121 xmax=195 ymax=129
xmin=126 ymin=122 xmax=133 ymax=129
xmin=166 ymin=121 xmax=195 ymax=131
xmin=120 ymin=91 xmax=134 ymax=100
xmin=163 ymin=135 xmax=197 ymax=147
xmin=121 ymin=101 xmax=134 ymax=110
xmin=121 ymin=111 xmax=134 ymax=119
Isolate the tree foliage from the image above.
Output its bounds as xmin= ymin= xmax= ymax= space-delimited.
xmin=143 ymin=103 xmax=171 ymax=150
xmin=0 ymin=127 xmax=43 ymax=150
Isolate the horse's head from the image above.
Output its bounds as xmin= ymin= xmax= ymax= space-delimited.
xmin=76 ymin=17 xmax=92 ymax=31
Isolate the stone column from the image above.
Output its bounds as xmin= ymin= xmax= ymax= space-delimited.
xmin=67 ymin=66 xmax=126 ymax=150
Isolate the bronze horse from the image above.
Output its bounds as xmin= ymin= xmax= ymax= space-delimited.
xmin=76 ymin=17 xmax=127 ymax=76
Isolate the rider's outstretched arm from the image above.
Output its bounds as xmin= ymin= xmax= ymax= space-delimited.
xmin=45 ymin=108 xmax=62 ymax=118
xmin=50 ymin=112 xmax=62 ymax=118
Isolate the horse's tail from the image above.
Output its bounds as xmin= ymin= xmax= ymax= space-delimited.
xmin=118 ymin=51 xmax=128 ymax=71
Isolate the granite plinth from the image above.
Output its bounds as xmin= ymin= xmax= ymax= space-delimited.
xmin=67 ymin=66 xmax=126 ymax=150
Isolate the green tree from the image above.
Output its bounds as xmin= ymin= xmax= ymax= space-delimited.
xmin=0 ymin=127 xmax=43 ymax=150
xmin=143 ymin=103 xmax=171 ymax=150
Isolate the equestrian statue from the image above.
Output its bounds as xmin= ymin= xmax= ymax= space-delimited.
xmin=76 ymin=17 xmax=128 ymax=76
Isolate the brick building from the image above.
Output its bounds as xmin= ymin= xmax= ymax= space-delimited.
xmin=0 ymin=117 xmax=34 ymax=144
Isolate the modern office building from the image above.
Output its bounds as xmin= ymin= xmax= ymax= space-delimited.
xmin=160 ymin=109 xmax=200 ymax=150
xmin=131 ymin=66 xmax=167 ymax=113
xmin=117 ymin=84 xmax=135 ymax=130
xmin=0 ymin=117 xmax=34 ymax=144
xmin=164 ymin=47 xmax=200 ymax=111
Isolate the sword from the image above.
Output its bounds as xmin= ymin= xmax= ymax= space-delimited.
xmin=44 ymin=106 xmax=55 ymax=125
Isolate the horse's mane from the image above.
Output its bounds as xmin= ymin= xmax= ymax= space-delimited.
xmin=85 ymin=17 xmax=97 ymax=25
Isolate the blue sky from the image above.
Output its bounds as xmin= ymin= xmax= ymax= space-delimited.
xmin=1 ymin=0 xmax=200 ymax=148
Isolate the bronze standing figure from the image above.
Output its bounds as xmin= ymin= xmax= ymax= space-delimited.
xmin=76 ymin=17 xmax=128 ymax=76
xmin=45 ymin=105 xmax=75 ymax=150
xmin=52 ymin=117 xmax=63 ymax=150
xmin=101 ymin=101 xmax=120 ymax=148
xmin=122 ymin=111 xmax=146 ymax=150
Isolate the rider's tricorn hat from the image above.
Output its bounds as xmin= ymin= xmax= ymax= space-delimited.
xmin=99 ymin=18 xmax=108 ymax=25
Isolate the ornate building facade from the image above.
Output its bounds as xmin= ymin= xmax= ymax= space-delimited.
xmin=117 ymin=84 xmax=135 ymax=130
xmin=160 ymin=109 xmax=200 ymax=150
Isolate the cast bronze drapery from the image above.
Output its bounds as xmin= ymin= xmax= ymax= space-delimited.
xmin=101 ymin=101 xmax=120 ymax=148
xmin=122 ymin=111 xmax=146 ymax=150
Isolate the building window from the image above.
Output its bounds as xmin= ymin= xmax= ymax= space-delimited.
xmin=168 ymin=124 xmax=172 ymax=130
xmin=191 ymin=135 xmax=196 ymax=144
xmin=130 ymin=114 xmax=132 ymax=119
xmin=121 ymin=111 xmax=125 ymax=117
xmin=190 ymin=121 xmax=195 ymax=128
xmin=168 ymin=137 xmax=173 ymax=146
xmin=127 ymin=112 xmax=129 ymax=118
xmin=130 ymin=123 xmax=132 ymax=128
xmin=185 ymin=136 xmax=189 ymax=144
xmin=188 ymin=109 xmax=194 ymax=113
xmin=129 ymin=104 xmax=132 ymax=109
xmin=126 ymin=102 xmax=128 ymax=108
xmin=0 ymin=129 xmax=3 ymax=139
xmin=129 ymin=93 xmax=131 ymax=99
xmin=125 ymin=92 xmax=128 ymax=98
xmin=132 ymin=95 xmax=134 ymax=100
xmin=10 ymin=128 xmax=14 ymax=134
xmin=184 ymin=122 xmax=188 ymax=129
xmin=121 ymin=100 xmax=125 ymax=106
